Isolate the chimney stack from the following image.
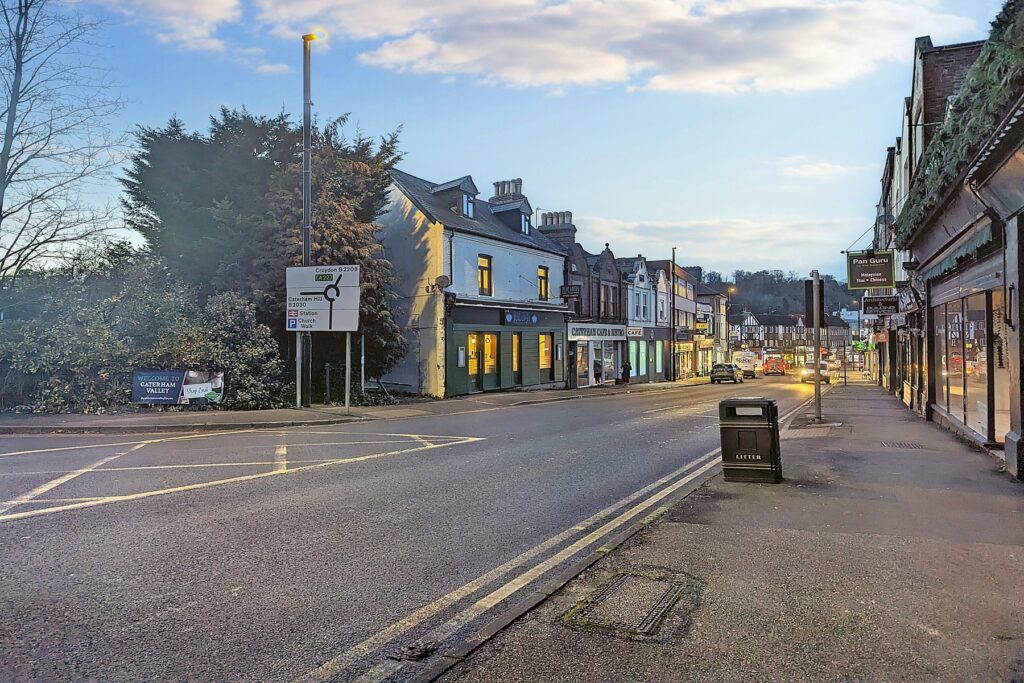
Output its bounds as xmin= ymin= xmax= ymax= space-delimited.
xmin=490 ymin=178 xmax=525 ymax=204
xmin=537 ymin=210 xmax=577 ymax=250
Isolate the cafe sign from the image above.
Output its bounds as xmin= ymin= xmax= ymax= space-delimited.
xmin=567 ymin=323 xmax=626 ymax=341
xmin=847 ymin=250 xmax=896 ymax=290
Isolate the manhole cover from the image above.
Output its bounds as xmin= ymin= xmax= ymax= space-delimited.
xmin=564 ymin=572 xmax=684 ymax=637
xmin=881 ymin=441 xmax=926 ymax=449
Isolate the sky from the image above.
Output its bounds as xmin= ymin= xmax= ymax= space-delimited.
xmin=79 ymin=0 xmax=1005 ymax=280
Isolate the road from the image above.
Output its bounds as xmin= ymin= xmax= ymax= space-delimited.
xmin=1 ymin=375 xmax=815 ymax=681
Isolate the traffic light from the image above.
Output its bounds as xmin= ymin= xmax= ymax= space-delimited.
xmin=804 ymin=279 xmax=825 ymax=327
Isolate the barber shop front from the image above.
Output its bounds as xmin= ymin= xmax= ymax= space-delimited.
xmin=567 ymin=323 xmax=626 ymax=388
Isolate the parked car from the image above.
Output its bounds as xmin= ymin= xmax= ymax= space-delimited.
xmin=711 ymin=363 xmax=744 ymax=384
xmin=800 ymin=360 xmax=833 ymax=384
xmin=763 ymin=357 xmax=786 ymax=375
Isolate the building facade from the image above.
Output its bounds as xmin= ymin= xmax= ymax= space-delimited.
xmin=541 ymin=213 xmax=629 ymax=389
xmin=869 ymin=13 xmax=1024 ymax=478
xmin=649 ymin=260 xmax=698 ymax=378
xmin=617 ymin=256 xmax=670 ymax=383
xmin=379 ymin=171 xmax=568 ymax=397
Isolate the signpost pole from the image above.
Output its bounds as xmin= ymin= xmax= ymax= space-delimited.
xmin=812 ymin=269 xmax=822 ymax=422
xmin=295 ymin=340 xmax=302 ymax=407
xmin=360 ymin=334 xmax=365 ymax=392
xmin=345 ymin=332 xmax=352 ymax=416
xmin=299 ymin=35 xmax=315 ymax=408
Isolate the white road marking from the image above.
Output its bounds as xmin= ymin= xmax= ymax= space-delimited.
xmin=306 ymin=392 xmax=820 ymax=681
xmin=274 ymin=445 xmax=288 ymax=472
xmin=0 ymin=430 xmax=256 ymax=458
xmin=0 ymin=438 xmax=484 ymax=523
xmin=0 ymin=443 xmax=148 ymax=514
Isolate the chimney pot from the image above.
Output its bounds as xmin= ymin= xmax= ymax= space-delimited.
xmin=514 ymin=178 xmax=522 ymax=195
xmin=566 ymin=211 xmax=572 ymax=224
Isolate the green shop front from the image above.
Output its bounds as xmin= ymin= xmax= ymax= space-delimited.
xmin=446 ymin=304 xmax=566 ymax=396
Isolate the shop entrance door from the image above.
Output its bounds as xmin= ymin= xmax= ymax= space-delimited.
xmin=467 ymin=334 xmax=482 ymax=393
xmin=482 ymin=333 xmax=499 ymax=390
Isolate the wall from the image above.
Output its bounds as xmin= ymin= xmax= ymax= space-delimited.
xmin=451 ymin=233 xmax=565 ymax=303
xmin=377 ymin=185 xmax=446 ymax=396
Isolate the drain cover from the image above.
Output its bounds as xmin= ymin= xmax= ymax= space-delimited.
xmin=881 ymin=441 xmax=926 ymax=449
xmin=564 ymin=572 xmax=684 ymax=636
xmin=388 ymin=642 xmax=436 ymax=662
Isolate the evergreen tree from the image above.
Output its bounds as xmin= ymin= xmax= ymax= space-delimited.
xmin=121 ymin=109 xmax=407 ymax=384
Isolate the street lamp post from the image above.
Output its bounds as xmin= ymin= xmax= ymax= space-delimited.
xmin=670 ymin=246 xmax=677 ymax=382
xmin=298 ymin=32 xmax=321 ymax=408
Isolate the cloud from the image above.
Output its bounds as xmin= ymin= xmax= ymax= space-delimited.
xmin=574 ymin=214 xmax=858 ymax=277
xmin=782 ymin=162 xmax=852 ymax=178
xmin=255 ymin=0 xmax=976 ymax=93
xmin=255 ymin=63 xmax=290 ymax=74
xmin=89 ymin=0 xmax=979 ymax=93
xmin=92 ymin=0 xmax=241 ymax=51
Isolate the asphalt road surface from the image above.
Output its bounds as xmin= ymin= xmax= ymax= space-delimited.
xmin=1 ymin=375 xmax=816 ymax=682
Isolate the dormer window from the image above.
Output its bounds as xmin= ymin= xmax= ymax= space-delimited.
xmin=521 ymin=213 xmax=530 ymax=235
xmin=462 ymin=192 xmax=475 ymax=219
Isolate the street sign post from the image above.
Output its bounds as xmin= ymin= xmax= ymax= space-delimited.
xmin=286 ymin=265 xmax=361 ymax=414
xmin=862 ymin=295 xmax=898 ymax=316
xmin=286 ymin=265 xmax=361 ymax=332
xmin=847 ymin=250 xmax=896 ymax=290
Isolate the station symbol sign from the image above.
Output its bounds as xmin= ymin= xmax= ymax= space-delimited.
xmin=286 ymin=265 xmax=361 ymax=332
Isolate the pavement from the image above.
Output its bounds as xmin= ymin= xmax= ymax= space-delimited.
xmin=0 ymin=376 xmax=710 ymax=434
xmin=0 ymin=373 xmax=783 ymax=682
xmin=442 ymin=379 xmax=1024 ymax=683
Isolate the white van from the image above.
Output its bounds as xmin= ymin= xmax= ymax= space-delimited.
xmin=732 ymin=351 xmax=757 ymax=378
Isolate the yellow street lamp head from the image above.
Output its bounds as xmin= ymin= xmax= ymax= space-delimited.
xmin=303 ymin=30 xmax=328 ymax=42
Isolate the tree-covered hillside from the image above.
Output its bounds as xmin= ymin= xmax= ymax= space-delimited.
xmin=704 ymin=269 xmax=858 ymax=315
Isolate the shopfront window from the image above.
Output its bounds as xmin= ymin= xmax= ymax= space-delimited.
xmin=932 ymin=305 xmax=947 ymax=410
xmin=638 ymin=339 xmax=648 ymax=375
xmin=947 ymin=300 xmax=964 ymax=422
xmin=964 ymin=294 xmax=988 ymax=437
xmin=603 ymin=342 xmax=616 ymax=383
xmin=577 ymin=341 xmax=590 ymax=387
xmin=629 ymin=340 xmax=638 ymax=377
xmin=483 ymin=333 xmax=498 ymax=375
xmin=655 ymin=341 xmax=663 ymax=374
xmin=592 ymin=343 xmax=604 ymax=383
xmin=993 ymin=289 xmax=1010 ymax=443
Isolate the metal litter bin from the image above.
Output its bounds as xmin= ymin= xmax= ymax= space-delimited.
xmin=719 ymin=397 xmax=781 ymax=483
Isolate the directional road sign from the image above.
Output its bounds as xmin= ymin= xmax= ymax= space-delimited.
xmin=286 ymin=265 xmax=360 ymax=332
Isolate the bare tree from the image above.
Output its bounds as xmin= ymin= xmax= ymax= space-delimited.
xmin=0 ymin=0 xmax=122 ymax=284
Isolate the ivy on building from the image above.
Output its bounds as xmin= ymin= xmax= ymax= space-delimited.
xmin=894 ymin=0 xmax=1024 ymax=247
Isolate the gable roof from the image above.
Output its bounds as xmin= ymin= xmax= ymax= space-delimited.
xmin=430 ymin=175 xmax=479 ymax=195
xmin=695 ymin=282 xmax=724 ymax=297
xmin=391 ymin=169 xmax=564 ymax=255
xmin=753 ymin=313 xmax=799 ymax=327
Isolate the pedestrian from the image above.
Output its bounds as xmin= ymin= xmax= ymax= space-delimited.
xmin=620 ymin=359 xmax=632 ymax=384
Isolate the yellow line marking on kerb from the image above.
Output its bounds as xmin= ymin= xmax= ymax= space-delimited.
xmin=298 ymin=448 xmax=723 ymax=683
xmin=0 ymin=437 xmax=484 ymax=523
xmin=303 ymin=392 xmax=821 ymax=682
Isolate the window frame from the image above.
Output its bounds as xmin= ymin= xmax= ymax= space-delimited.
xmin=521 ymin=212 xmax=530 ymax=235
xmin=462 ymin=192 xmax=475 ymax=219
xmin=537 ymin=265 xmax=549 ymax=300
xmin=477 ymin=254 xmax=493 ymax=296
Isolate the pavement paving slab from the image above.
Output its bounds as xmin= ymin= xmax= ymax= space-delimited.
xmin=444 ymin=382 xmax=1024 ymax=683
xmin=0 ymin=377 xmax=710 ymax=434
